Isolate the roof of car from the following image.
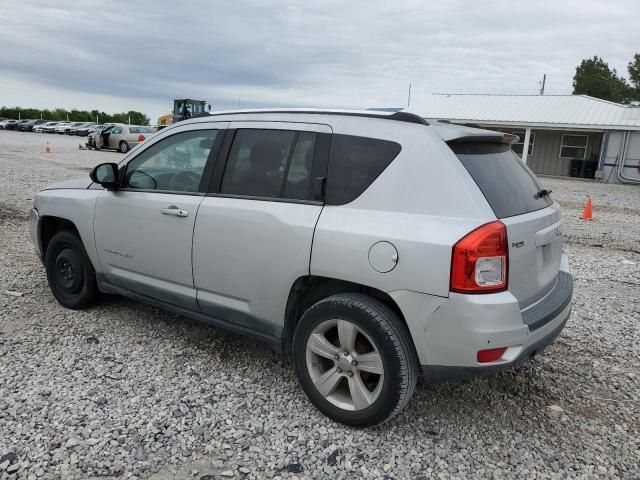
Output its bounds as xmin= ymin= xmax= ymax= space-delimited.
xmin=180 ymin=108 xmax=429 ymax=126
xmin=172 ymin=108 xmax=512 ymax=143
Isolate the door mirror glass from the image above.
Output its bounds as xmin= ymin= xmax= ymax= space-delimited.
xmin=90 ymin=162 xmax=119 ymax=188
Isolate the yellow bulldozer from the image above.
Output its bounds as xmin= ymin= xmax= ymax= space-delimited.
xmin=157 ymin=99 xmax=210 ymax=128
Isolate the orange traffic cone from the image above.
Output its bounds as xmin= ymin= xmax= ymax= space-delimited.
xmin=44 ymin=142 xmax=51 ymax=154
xmin=580 ymin=196 xmax=593 ymax=221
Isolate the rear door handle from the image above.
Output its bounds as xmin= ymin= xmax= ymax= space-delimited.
xmin=161 ymin=206 xmax=189 ymax=217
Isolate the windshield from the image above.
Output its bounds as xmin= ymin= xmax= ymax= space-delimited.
xmin=450 ymin=142 xmax=553 ymax=218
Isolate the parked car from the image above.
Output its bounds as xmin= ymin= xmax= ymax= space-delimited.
xmin=76 ymin=124 xmax=102 ymax=136
xmin=18 ymin=119 xmax=47 ymax=132
xmin=34 ymin=121 xmax=59 ymax=133
xmin=63 ymin=122 xmax=88 ymax=135
xmin=5 ymin=119 xmax=30 ymax=130
xmin=54 ymin=122 xmax=73 ymax=134
xmin=68 ymin=123 xmax=94 ymax=135
xmin=0 ymin=119 xmax=19 ymax=130
xmin=29 ymin=110 xmax=572 ymax=427
xmin=87 ymin=123 xmax=157 ymax=153
xmin=43 ymin=122 xmax=68 ymax=133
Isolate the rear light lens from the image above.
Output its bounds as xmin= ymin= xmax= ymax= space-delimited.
xmin=450 ymin=221 xmax=508 ymax=293
xmin=138 ymin=134 xmax=146 ymax=142
xmin=477 ymin=347 xmax=507 ymax=363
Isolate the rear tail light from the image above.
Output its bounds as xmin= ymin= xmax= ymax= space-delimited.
xmin=477 ymin=347 xmax=507 ymax=363
xmin=450 ymin=221 xmax=508 ymax=293
xmin=138 ymin=134 xmax=146 ymax=142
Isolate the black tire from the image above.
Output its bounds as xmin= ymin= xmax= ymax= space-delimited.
xmin=119 ymin=141 xmax=129 ymax=153
xmin=44 ymin=230 xmax=99 ymax=309
xmin=292 ymin=293 xmax=418 ymax=427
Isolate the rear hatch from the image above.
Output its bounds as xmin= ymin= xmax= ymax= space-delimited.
xmin=449 ymin=140 xmax=562 ymax=308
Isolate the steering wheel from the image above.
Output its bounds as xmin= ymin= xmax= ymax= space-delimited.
xmin=170 ymin=171 xmax=200 ymax=192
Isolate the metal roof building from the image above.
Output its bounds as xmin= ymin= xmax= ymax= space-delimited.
xmin=419 ymin=94 xmax=640 ymax=183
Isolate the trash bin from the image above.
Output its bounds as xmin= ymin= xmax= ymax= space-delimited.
xmin=583 ymin=161 xmax=597 ymax=179
xmin=569 ymin=159 xmax=582 ymax=177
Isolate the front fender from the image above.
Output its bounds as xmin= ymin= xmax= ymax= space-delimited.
xmin=34 ymin=189 xmax=103 ymax=272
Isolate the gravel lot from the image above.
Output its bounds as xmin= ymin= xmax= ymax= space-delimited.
xmin=1 ymin=130 xmax=639 ymax=480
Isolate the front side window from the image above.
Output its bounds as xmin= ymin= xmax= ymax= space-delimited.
xmin=221 ymin=129 xmax=316 ymax=200
xmin=560 ymin=134 xmax=588 ymax=159
xmin=123 ymin=129 xmax=219 ymax=193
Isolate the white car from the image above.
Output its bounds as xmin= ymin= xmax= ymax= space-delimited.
xmin=54 ymin=122 xmax=73 ymax=134
xmin=88 ymin=123 xmax=157 ymax=153
xmin=34 ymin=122 xmax=60 ymax=133
xmin=29 ymin=109 xmax=572 ymax=426
xmin=0 ymin=119 xmax=19 ymax=130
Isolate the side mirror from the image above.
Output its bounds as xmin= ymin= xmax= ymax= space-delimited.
xmin=90 ymin=162 xmax=119 ymax=189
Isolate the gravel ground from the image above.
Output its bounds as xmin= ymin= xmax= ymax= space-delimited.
xmin=0 ymin=130 xmax=638 ymax=480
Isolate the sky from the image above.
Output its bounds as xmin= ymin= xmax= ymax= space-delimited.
xmin=1 ymin=0 xmax=639 ymax=122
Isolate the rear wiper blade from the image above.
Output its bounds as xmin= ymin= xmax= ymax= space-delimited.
xmin=534 ymin=189 xmax=552 ymax=199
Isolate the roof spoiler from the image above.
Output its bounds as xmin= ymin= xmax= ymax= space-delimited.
xmin=448 ymin=133 xmax=519 ymax=144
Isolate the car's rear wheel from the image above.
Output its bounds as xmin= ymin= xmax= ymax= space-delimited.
xmin=44 ymin=230 xmax=99 ymax=309
xmin=119 ymin=141 xmax=129 ymax=153
xmin=293 ymin=293 xmax=418 ymax=427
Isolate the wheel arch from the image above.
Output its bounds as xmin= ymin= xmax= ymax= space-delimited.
xmin=283 ymin=275 xmax=408 ymax=357
xmin=40 ymin=215 xmax=81 ymax=258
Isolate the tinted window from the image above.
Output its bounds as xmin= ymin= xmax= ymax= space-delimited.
xmin=221 ymin=129 xmax=316 ymax=200
xmin=325 ymin=135 xmax=401 ymax=205
xmin=123 ymin=130 xmax=219 ymax=192
xmin=451 ymin=142 xmax=552 ymax=218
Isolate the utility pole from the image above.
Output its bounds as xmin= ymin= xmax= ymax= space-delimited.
xmin=407 ymin=83 xmax=412 ymax=107
xmin=539 ymin=74 xmax=546 ymax=95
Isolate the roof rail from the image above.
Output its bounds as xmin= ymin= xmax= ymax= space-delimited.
xmin=200 ymin=109 xmax=429 ymax=125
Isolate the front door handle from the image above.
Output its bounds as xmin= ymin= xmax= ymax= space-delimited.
xmin=161 ymin=206 xmax=189 ymax=217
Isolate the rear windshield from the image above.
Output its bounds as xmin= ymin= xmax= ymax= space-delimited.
xmin=129 ymin=126 xmax=155 ymax=133
xmin=450 ymin=142 xmax=552 ymax=218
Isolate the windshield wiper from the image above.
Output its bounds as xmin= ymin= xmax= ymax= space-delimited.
xmin=534 ymin=189 xmax=552 ymax=199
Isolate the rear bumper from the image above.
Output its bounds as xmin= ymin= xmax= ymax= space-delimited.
xmin=422 ymin=302 xmax=570 ymax=381
xmin=390 ymin=255 xmax=573 ymax=382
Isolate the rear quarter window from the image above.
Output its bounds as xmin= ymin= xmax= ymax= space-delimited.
xmin=450 ymin=142 xmax=552 ymax=218
xmin=326 ymin=134 xmax=401 ymax=205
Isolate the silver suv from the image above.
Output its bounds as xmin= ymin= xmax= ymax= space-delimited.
xmin=29 ymin=110 xmax=572 ymax=426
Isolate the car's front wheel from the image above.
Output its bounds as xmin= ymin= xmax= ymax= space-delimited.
xmin=44 ymin=230 xmax=99 ymax=309
xmin=293 ymin=293 xmax=418 ymax=427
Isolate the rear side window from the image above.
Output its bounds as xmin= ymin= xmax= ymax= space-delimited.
xmin=326 ymin=135 xmax=401 ymax=205
xmin=450 ymin=142 xmax=552 ymax=218
xmin=221 ymin=129 xmax=317 ymax=200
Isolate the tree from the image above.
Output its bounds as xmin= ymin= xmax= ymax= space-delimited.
xmin=628 ymin=53 xmax=640 ymax=91
xmin=0 ymin=106 xmax=151 ymax=125
xmin=573 ymin=56 xmax=635 ymax=103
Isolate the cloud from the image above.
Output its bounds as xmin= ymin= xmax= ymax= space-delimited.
xmin=0 ymin=0 xmax=639 ymax=121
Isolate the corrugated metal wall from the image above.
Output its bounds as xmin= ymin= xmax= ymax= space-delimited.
xmin=526 ymin=130 xmax=603 ymax=176
xmin=486 ymin=125 xmax=604 ymax=176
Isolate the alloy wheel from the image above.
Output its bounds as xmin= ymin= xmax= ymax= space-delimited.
xmin=305 ymin=319 xmax=384 ymax=411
